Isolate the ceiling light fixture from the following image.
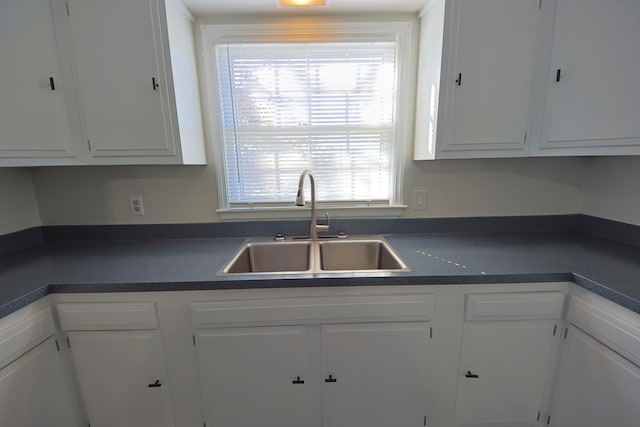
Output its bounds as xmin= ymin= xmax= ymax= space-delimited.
xmin=280 ymin=0 xmax=326 ymax=6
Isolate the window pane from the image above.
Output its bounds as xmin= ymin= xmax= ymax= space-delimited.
xmin=215 ymin=42 xmax=396 ymax=205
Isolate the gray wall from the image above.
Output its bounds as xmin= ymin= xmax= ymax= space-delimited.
xmin=582 ymin=157 xmax=640 ymax=226
xmin=29 ymin=157 xmax=585 ymax=225
xmin=3 ymin=156 xmax=640 ymax=233
xmin=0 ymin=169 xmax=41 ymax=234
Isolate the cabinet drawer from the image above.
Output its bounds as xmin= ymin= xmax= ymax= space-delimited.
xmin=57 ymin=302 xmax=158 ymax=331
xmin=191 ymin=294 xmax=434 ymax=328
xmin=465 ymin=292 xmax=565 ymax=321
xmin=0 ymin=308 xmax=55 ymax=370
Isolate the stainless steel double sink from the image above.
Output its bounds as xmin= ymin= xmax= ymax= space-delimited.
xmin=219 ymin=236 xmax=410 ymax=275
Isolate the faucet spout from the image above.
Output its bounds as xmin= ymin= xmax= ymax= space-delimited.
xmin=296 ymin=170 xmax=328 ymax=240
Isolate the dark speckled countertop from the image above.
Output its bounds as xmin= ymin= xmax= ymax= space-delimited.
xmin=1 ymin=229 xmax=639 ymax=318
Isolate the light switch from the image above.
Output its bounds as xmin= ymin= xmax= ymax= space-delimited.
xmin=413 ymin=190 xmax=427 ymax=211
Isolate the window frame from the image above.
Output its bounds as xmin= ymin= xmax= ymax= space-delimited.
xmin=200 ymin=19 xmax=416 ymax=220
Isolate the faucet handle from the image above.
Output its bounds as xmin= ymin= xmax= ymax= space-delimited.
xmin=316 ymin=212 xmax=330 ymax=235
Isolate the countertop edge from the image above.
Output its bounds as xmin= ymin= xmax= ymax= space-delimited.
xmin=3 ymin=271 xmax=637 ymax=320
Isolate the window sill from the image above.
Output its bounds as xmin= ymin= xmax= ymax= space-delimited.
xmin=217 ymin=205 xmax=407 ymax=221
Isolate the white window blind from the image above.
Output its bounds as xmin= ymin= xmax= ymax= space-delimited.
xmin=215 ymin=42 xmax=397 ymax=207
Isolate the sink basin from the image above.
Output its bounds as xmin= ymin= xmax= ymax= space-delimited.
xmin=319 ymin=239 xmax=409 ymax=271
xmin=219 ymin=236 xmax=410 ymax=276
xmin=221 ymin=241 xmax=311 ymax=274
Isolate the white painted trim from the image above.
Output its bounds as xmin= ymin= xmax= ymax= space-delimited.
xmin=568 ymin=291 xmax=640 ymax=367
xmin=57 ymin=302 xmax=159 ymax=331
xmin=191 ymin=294 xmax=434 ymax=327
xmin=465 ymin=292 xmax=565 ymax=321
xmin=168 ymin=0 xmax=195 ymax=22
xmin=217 ymin=204 xmax=406 ymax=220
xmin=0 ymin=307 xmax=55 ymax=370
xmin=199 ymin=18 xmax=417 ymax=215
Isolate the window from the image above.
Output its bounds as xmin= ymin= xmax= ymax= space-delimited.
xmin=202 ymin=21 xmax=415 ymax=217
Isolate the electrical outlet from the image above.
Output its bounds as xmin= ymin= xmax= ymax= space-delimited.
xmin=129 ymin=195 xmax=144 ymax=216
xmin=413 ymin=190 xmax=427 ymax=211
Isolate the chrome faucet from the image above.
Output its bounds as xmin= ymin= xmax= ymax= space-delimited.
xmin=296 ymin=170 xmax=329 ymax=240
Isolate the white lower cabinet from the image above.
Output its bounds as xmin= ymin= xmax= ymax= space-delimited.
xmin=550 ymin=326 xmax=640 ymax=427
xmin=67 ymin=331 xmax=175 ymax=427
xmin=454 ymin=321 xmax=558 ymax=426
xmin=453 ymin=291 xmax=565 ymax=427
xmin=2 ymin=282 xmax=635 ymax=427
xmin=191 ymin=291 xmax=435 ymax=427
xmin=194 ymin=326 xmax=310 ymax=427
xmin=57 ymin=302 xmax=175 ymax=427
xmin=548 ymin=289 xmax=640 ymax=427
xmin=0 ymin=304 xmax=81 ymax=426
xmin=321 ymin=323 xmax=430 ymax=427
xmin=195 ymin=322 xmax=431 ymax=427
xmin=0 ymin=336 xmax=79 ymax=427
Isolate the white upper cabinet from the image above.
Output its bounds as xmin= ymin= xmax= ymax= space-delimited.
xmin=532 ymin=0 xmax=640 ymax=156
xmin=0 ymin=0 xmax=79 ymax=165
xmin=66 ymin=0 xmax=174 ymax=158
xmin=0 ymin=0 xmax=205 ymax=167
xmin=417 ymin=0 xmax=640 ymax=159
xmin=415 ymin=0 xmax=540 ymax=159
xmin=65 ymin=0 xmax=206 ymax=164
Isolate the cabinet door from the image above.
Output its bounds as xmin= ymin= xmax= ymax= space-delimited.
xmin=66 ymin=0 xmax=175 ymax=158
xmin=0 ymin=337 xmax=79 ymax=427
xmin=0 ymin=0 xmax=74 ymax=159
xmin=550 ymin=325 xmax=640 ymax=427
xmin=541 ymin=0 xmax=640 ymax=152
xmin=195 ymin=326 xmax=310 ymax=427
xmin=454 ymin=320 xmax=557 ymax=426
xmin=68 ymin=330 xmax=174 ymax=427
xmin=321 ymin=323 xmax=430 ymax=427
xmin=441 ymin=0 xmax=539 ymax=156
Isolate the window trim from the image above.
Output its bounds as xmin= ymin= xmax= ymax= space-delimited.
xmin=200 ymin=19 xmax=416 ymax=219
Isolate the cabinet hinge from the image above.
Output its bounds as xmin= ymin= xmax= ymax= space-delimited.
xmin=524 ymin=132 xmax=528 ymax=144
xmin=537 ymin=411 xmax=541 ymax=421
xmin=87 ymin=139 xmax=92 ymax=151
xmin=429 ymin=327 xmax=433 ymax=339
xmin=66 ymin=2 xmax=70 ymax=15
xmin=55 ymin=339 xmax=60 ymax=352
xmin=564 ymin=327 xmax=568 ymax=339
xmin=547 ymin=415 xmax=551 ymax=425
xmin=193 ymin=334 xmax=196 ymax=346
xmin=423 ymin=415 xmax=427 ymax=426
xmin=553 ymin=324 xmax=557 ymax=336
xmin=66 ymin=337 xmax=71 ymax=348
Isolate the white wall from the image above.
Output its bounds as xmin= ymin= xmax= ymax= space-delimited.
xmin=404 ymin=157 xmax=585 ymax=218
xmin=0 ymin=169 xmax=41 ymax=234
xmin=582 ymin=156 xmax=640 ymax=226
xmin=30 ymin=157 xmax=586 ymax=225
xmin=31 ymin=165 xmax=217 ymax=225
